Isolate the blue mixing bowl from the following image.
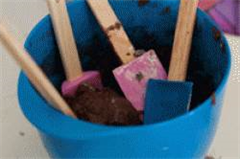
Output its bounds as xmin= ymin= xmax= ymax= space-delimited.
xmin=18 ymin=0 xmax=231 ymax=158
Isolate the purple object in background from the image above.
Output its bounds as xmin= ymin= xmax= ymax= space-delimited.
xmin=199 ymin=0 xmax=240 ymax=35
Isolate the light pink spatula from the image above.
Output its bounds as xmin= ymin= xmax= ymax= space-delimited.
xmin=87 ymin=0 xmax=167 ymax=112
xmin=47 ymin=0 xmax=102 ymax=97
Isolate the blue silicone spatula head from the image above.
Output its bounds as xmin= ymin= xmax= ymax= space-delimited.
xmin=144 ymin=0 xmax=199 ymax=124
xmin=144 ymin=80 xmax=193 ymax=124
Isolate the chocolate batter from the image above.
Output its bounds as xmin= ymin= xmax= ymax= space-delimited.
xmin=65 ymin=84 xmax=142 ymax=126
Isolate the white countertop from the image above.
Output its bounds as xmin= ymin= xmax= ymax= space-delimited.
xmin=0 ymin=0 xmax=239 ymax=158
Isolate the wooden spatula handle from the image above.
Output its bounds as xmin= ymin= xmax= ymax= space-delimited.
xmin=87 ymin=0 xmax=135 ymax=64
xmin=47 ymin=0 xmax=82 ymax=81
xmin=0 ymin=24 xmax=76 ymax=118
xmin=168 ymin=0 xmax=199 ymax=81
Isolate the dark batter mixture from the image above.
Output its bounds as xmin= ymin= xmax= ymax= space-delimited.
xmin=65 ymin=84 xmax=142 ymax=126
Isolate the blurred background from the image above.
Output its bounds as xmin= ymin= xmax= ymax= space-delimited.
xmin=199 ymin=0 xmax=239 ymax=36
xmin=0 ymin=0 xmax=239 ymax=158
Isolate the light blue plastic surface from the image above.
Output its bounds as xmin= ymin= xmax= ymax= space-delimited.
xmin=18 ymin=0 xmax=231 ymax=158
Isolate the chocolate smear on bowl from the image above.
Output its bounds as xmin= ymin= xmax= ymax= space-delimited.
xmin=160 ymin=6 xmax=171 ymax=15
xmin=211 ymin=92 xmax=216 ymax=105
xmin=138 ymin=0 xmax=149 ymax=7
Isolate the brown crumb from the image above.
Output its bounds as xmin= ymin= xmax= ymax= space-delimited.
xmin=126 ymin=52 xmax=131 ymax=56
xmin=211 ymin=93 xmax=216 ymax=105
xmin=138 ymin=0 xmax=149 ymax=6
xmin=115 ymin=22 xmax=122 ymax=30
xmin=134 ymin=50 xmax=145 ymax=57
xmin=212 ymin=27 xmax=221 ymax=41
xmin=136 ymin=72 xmax=144 ymax=82
xmin=106 ymin=24 xmax=115 ymax=32
xmin=19 ymin=131 xmax=25 ymax=136
xmin=161 ymin=6 xmax=171 ymax=15
xmin=205 ymin=155 xmax=215 ymax=159
xmin=212 ymin=27 xmax=225 ymax=53
xmin=220 ymin=40 xmax=225 ymax=52
xmin=106 ymin=22 xmax=122 ymax=34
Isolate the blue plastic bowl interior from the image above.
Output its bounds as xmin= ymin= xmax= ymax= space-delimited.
xmin=18 ymin=0 xmax=231 ymax=158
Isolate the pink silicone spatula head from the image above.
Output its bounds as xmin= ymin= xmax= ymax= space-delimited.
xmin=47 ymin=0 xmax=102 ymax=97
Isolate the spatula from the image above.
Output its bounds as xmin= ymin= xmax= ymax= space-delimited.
xmin=144 ymin=0 xmax=199 ymax=124
xmin=87 ymin=0 xmax=167 ymax=112
xmin=47 ymin=0 xmax=102 ymax=97
xmin=0 ymin=24 xmax=76 ymax=118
